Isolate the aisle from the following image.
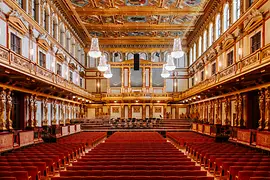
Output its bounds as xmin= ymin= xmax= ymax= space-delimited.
xmin=53 ymin=132 xmax=213 ymax=180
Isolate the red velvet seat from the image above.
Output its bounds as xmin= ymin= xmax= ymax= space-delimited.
xmin=0 ymin=171 xmax=30 ymax=180
xmin=238 ymin=171 xmax=270 ymax=180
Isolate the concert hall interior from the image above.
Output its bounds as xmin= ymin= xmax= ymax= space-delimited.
xmin=0 ymin=0 xmax=270 ymax=179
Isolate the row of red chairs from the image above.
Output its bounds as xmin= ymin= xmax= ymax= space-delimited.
xmin=53 ymin=132 xmax=213 ymax=180
xmin=169 ymin=132 xmax=270 ymax=180
xmin=167 ymin=132 xmax=214 ymax=147
xmin=0 ymin=132 xmax=106 ymax=180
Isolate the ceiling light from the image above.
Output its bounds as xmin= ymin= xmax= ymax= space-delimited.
xmin=97 ymin=55 xmax=108 ymax=72
xmin=171 ymin=38 xmax=184 ymax=58
xmin=88 ymin=38 xmax=101 ymax=58
xmin=165 ymin=54 xmax=176 ymax=71
xmin=104 ymin=64 xmax=113 ymax=78
xmin=161 ymin=64 xmax=170 ymax=78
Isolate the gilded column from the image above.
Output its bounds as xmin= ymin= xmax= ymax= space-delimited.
xmin=0 ymin=90 xmax=7 ymax=131
xmin=121 ymin=105 xmax=125 ymax=119
xmin=142 ymin=67 xmax=146 ymax=89
xmin=149 ymin=104 xmax=153 ymax=118
xmin=42 ymin=98 xmax=48 ymax=126
xmin=142 ymin=105 xmax=146 ymax=120
xmin=265 ymin=88 xmax=270 ymax=130
xmin=6 ymin=90 xmax=12 ymax=130
xmin=258 ymin=90 xmax=265 ymax=129
xmin=210 ymin=101 xmax=214 ymax=124
xmin=175 ymin=106 xmax=179 ymax=119
xmin=163 ymin=105 xmax=167 ymax=119
xmin=128 ymin=105 xmax=132 ymax=119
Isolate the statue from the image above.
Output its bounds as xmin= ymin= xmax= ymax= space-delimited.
xmin=42 ymin=98 xmax=48 ymax=126
xmin=59 ymin=103 xmax=64 ymax=125
xmin=234 ymin=95 xmax=239 ymax=126
xmin=51 ymin=101 xmax=57 ymax=125
xmin=6 ymin=91 xmax=12 ymax=130
xmin=258 ymin=90 xmax=265 ymax=129
xmin=33 ymin=96 xmax=37 ymax=127
xmin=265 ymin=88 xmax=270 ymax=130
xmin=65 ymin=105 xmax=70 ymax=125
xmin=29 ymin=95 xmax=34 ymax=127
xmin=239 ymin=95 xmax=244 ymax=127
xmin=0 ymin=90 xmax=7 ymax=131
xmin=224 ymin=98 xmax=230 ymax=125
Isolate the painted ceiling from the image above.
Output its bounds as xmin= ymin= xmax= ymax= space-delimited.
xmin=68 ymin=0 xmax=209 ymax=48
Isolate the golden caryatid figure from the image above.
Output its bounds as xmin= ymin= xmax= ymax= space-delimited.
xmin=51 ymin=101 xmax=57 ymax=125
xmin=258 ymin=90 xmax=265 ymax=129
xmin=265 ymin=88 xmax=270 ymax=130
xmin=42 ymin=98 xmax=48 ymax=126
xmin=0 ymin=90 xmax=7 ymax=131
xmin=6 ymin=91 xmax=12 ymax=130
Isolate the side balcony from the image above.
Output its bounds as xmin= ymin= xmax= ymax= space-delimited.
xmin=0 ymin=45 xmax=92 ymax=99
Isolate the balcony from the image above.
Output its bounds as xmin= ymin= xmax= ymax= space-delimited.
xmin=101 ymin=92 xmax=173 ymax=102
xmin=179 ymin=43 xmax=270 ymax=100
xmin=0 ymin=45 xmax=91 ymax=99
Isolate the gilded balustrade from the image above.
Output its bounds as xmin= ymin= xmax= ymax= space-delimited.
xmin=180 ymin=44 xmax=270 ymax=100
xmin=0 ymin=45 xmax=90 ymax=99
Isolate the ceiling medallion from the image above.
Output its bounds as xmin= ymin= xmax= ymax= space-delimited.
xmin=125 ymin=0 xmax=148 ymax=6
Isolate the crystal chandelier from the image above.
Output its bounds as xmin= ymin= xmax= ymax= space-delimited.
xmin=161 ymin=64 xmax=170 ymax=78
xmin=104 ymin=64 xmax=113 ymax=78
xmin=88 ymin=38 xmax=101 ymax=58
xmin=165 ymin=54 xmax=176 ymax=71
xmin=171 ymin=37 xmax=184 ymax=58
xmin=97 ymin=55 xmax=108 ymax=72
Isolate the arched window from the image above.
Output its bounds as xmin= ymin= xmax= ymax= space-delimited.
xmin=139 ymin=52 xmax=147 ymax=60
xmin=77 ymin=46 xmax=81 ymax=62
xmin=208 ymin=23 xmax=214 ymax=46
xmin=127 ymin=53 xmax=134 ymax=60
xmin=193 ymin=43 xmax=196 ymax=61
xmin=81 ymin=52 xmax=85 ymax=65
xmin=52 ymin=16 xmax=58 ymax=40
xmin=113 ymin=52 xmax=122 ymax=62
xmin=32 ymin=0 xmax=39 ymax=22
xmin=203 ymin=30 xmax=207 ymax=52
xmin=233 ymin=0 xmax=241 ymax=22
xmin=198 ymin=36 xmax=202 ymax=57
xmin=43 ymin=6 xmax=50 ymax=32
xmin=223 ymin=4 xmax=230 ymax=32
xmin=152 ymin=52 xmax=160 ymax=62
xmin=59 ymin=24 xmax=65 ymax=46
xmin=189 ymin=48 xmax=193 ymax=65
xmin=215 ymin=14 xmax=221 ymax=40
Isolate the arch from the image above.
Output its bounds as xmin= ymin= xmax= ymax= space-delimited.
xmin=59 ymin=23 xmax=65 ymax=46
xmin=203 ymin=30 xmax=207 ymax=52
xmin=208 ymin=22 xmax=214 ymax=46
xmin=52 ymin=15 xmax=58 ymax=40
xmin=127 ymin=52 xmax=134 ymax=61
xmin=139 ymin=52 xmax=147 ymax=60
xmin=103 ymin=52 xmax=110 ymax=62
xmin=215 ymin=14 xmax=221 ymax=40
xmin=65 ymin=31 xmax=71 ymax=52
xmin=198 ymin=36 xmax=202 ymax=57
xmin=31 ymin=0 xmax=39 ymax=22
xmin=113 ymin=52 xmax=122 ymax=62
xmin=151 ymin=52 xmax=160 ymax=62
xmin=43 ymin=3 xmax=50 ymax=32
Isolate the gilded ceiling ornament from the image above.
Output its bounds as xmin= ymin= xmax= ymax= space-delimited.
xmin=183 ymin=0 xmax=201 ymax=7
xmin=80 ymin=15 xmax=101 ymax=24
xmin=125 ymin=0 xmax=148 ymax=6
xmin=71 ymin=0 xmax=89 ymax=7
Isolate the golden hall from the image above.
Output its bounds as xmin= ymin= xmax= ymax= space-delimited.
xmin=0 ymin=0 xmax=269 ymax=179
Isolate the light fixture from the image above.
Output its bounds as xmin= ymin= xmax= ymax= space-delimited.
xmin=157 ymin=100 xmax=160 ymax=103
xmin=135 ymin=100 xmax=139 ymax=103
xmin=88 ymin=38 xmax=101 ymax=58
xmin=171 ymin=37 xmax=184 ymax=58
xmin=165 ymin=54 xmax=176 ymax=71
xmin=161 ymin=64 xmax=170 ymax=78
xmin=114 ymin=100 xmax=117 ymax=103
xmin=97 ymin=55 xmax=108 ymax=72
xmin=72 ymin=96 xmax=76 ymax=99
xmin=104 ymin=64 xmax=113 ymax=78
xmin=238 ymin=48 xmax=242 ymax=56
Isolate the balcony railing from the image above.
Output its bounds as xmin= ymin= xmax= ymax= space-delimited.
xmin=102 ymin=92 xmax=173 ymax=101
xmin=0 ymin=45 xmax=91 ymax=99
xmin=180 ymin=44 xmax=270 ymax=100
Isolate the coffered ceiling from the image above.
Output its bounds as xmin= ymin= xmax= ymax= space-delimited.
xmin=60 ymin=0 xmax=211 ymax=49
